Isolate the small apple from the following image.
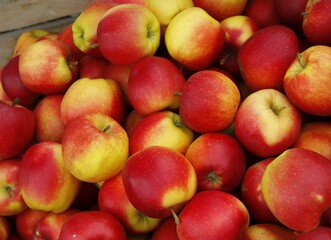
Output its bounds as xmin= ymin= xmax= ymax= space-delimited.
xmin=244 ymin=223 xmax=297 ymax=240
xmin=78 ymin=54 xmax=109 ymax=79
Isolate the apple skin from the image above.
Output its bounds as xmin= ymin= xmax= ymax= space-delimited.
xmin=151 ymin=217 xmax=179 ymax=240
xmin=296 ymin=226 xmax=331 ymax=240
xmin=261 ymin=148 xmax=331 ymax=232
xmin=179 ymin=69 xmax=241 ymax=133
xmin=244 ymin=223 xmax=297 ymax=240
xmin=58 ymin=210 xmax=127 ymax=240
xmin=62 ymin=113 xmax=129 ymax=183
xmin=165 ymin=7 xmax=225 ymax=71
xmin=283 ymin=45 xmax=331 ymax=116
xmin=176 ymin=190 xmax=250 ymax=240
xmin=19 ymin=141 xmax=82 ymax=213
xmin=129 ymin=110 xmax=194 ymax=155
xmin=275 ymin=0 xmax=307 ymax=31
xmin=0 ymin=216 xmax=10 ymax=240
xmin=234 ymin=89 xmax=302 ymax=158
xmin=240 ymin=158 xmax=280 ymax=224
xmin=60 ymin=77 xmax=126 ymax=125
xmin=99 ymin=173 xmax=162 ymax=234
xmin=124 ymin=109 xmax=145 ymax=137
xmin=0 ymin=99 xmax=35 ymax=160
xmin=97 ymin=4 xmax=161 ymax=65
xmin=33 ymin=94 xmax=66 ymax=143
xmin=193 ymin=0 xmax=248 ymax=22
xmin=302 ymin=0 xmax=331 ymax=45
xmin=1 ymin=55 xmax=40 ymax=108
xmin=185 ymin=133 xmax=246 ymax=192
xmin=19 ymin=39 xmax=79 ymax=95
xmin=238 ymin=25 xmax=300 ymax=91
xmin=0 ymin=159 xmax=27 ymax=216
xmin=122 ymin=146 xmax=197 ymax=219
xmin=78 ymin=54 xmax=109 ymax=79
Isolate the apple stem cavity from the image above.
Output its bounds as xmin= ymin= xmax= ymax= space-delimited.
xmin=103 ymin=124 xmax=111 ymax=133
xmin=208 ymin=171 xmax=221 ymax=184
xmin=170 ymin=208 xmax=180 ymax=225
xmin=12 ymin=97 xmax=21 ymax=106
xmin=296 ymin=53 xmax=307 ymax=69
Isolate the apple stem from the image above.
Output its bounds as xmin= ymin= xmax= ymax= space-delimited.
xmin=170 ymin=208 xmax=180 ymax=225
xmin=296 ymin=53 xmax=306 ymax=69
xmin=5 ymin=186 xmax=12 ymax=198
xmin=90 ymin=43 xmax=99 ymax=50
xmin=103 ymin=125 xmax=111 ymax=133
xmin=174 ymin=91 xmax=182 ymax=96
xmin=12 ymin=98 xmax=21 ymax=106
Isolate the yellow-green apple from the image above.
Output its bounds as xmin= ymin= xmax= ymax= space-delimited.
xmin=58 ymin=210 xmax=127 ymax=240
xmin=0 ymin=99 xmax=35 ymax=160
xmin=33 ymin=94 xmax=66 ymax=143
xmin=175 ymin=190 xmax=250 ymax=240
xmin=220 ymin=15 xmax=260 ymax=49
xmin=19 ymin=39 xmax=79 ymax=95
xmin=244 ymin=223 xmax=297 ymax=240
xmin=146 ymin=0 xmax=194 ymax=34
xmin=193 ymin=0 xmax=248 ymax=22
xmin=62 ymin=112 xmax=129 ymax=183
xmin=151 ymin=217 xmax=179 ymax=240
xmin=60 ymin=77 xmax=126 ymax=125
xmin=19 ymin=141 xmax=82 ymax=213
xmin=238 ymin=25 xmax=299 ymax=91
xmin=165 ymin=7 xmax=225 ymax=71
xmin=97 ymin=4 xmax=161 ymax=65
xmin=234 ymin=89 xmax=302 ymax=158
xmin=71 ymin=0 xmax=118 ymax=55
xmin=244 ymin=0 xmax=283 ymax=28
xmin=15 ymin=208 xmax=48 ymax=240
xmin=283 ymin=45 xmax=331 ymax=116
xmin=0 ymin=216 xmax=10 ymax=240
xmin=302 ymin=0 xmax=331 ymax=45
xmin=124 ymin=110 xmax=145 ymax=137
xmin=179 ymin=69 xmax=241 ymax=133
xmin=275 ymin=0 xmax=307 ymax=31
xmin=32 ymin=208 xmax=79 ymax=240
xmin=240 ymin=158 xmax=279 ymax=224
xmin=261 ymin=148 xmax=331 ymax=231
xmin=1 ymin=55 xmax=40 ymax=108
xmin=0 ymin=159 xmax=27 ymax=216
xmin=129 ymin=110 xmax=194 ymax=155
xmin=293 ymin=121 xmax=331 ymax=161
xmin=98 ymin=173 xmax=162 ymax=234
xmin=78 ymin=54 xmax=109 ymax=79
xmin=296 ymin=226 xmax=331 ymax=240
xmin=128 ymin=56 xmax=186 ymax=115
xmin=122 ymin=146 xmax=197 ymax=219
xmin=185 ymin=133 xmax=246 ymax=192
xmin=12 ymin=29 xmax=49 ymax=57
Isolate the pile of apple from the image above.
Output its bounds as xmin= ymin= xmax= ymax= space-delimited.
xmin=1 ymin=0 xmax=331 ymax=239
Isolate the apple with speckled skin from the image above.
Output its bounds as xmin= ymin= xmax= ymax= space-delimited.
xmin=234 ymin=89 xmax=302 ymax=158
xmin=122 ymin=146 xmax=197 ymax=219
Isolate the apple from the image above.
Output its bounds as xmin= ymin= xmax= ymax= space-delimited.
xmin=60 ymin=77 xmax=126 ymax=125
xmin=19 ymin=141 xmax=82 ymax=213
xmin=71 ymin=0 xmax=118 ymax=55
xmin=58 ymin=210 xmax=127 ymax=240
xmin=234 ymin=89 xmax=302 ymax=158
xmin=185 ymin=133 xmax=246 ymax=192
xmin=283 ymin=45 xmax=331 ymax=116
xmin=179 ymin=69 xmax=241 ymax=133
xmin=122 ymin=146 xmax=197 ymax=219
xmin=0 ymin=68 xmax=10 ymax=102
xmin=151 ymin=217 xmax=179 ymax=240
xmin=0 ymin=99 xmax=35 ymax=160
xmin=238 ymin=25 xmax=300 ymax=91
xmin=18 ymin=39 xmax=79 ymax=95
xmin=193 ymin=0 xmax=248 ymax=22
xmin=261 ymin=148 xmax=331 ymax=232
xmin=175 ymin=190 xmax=250 ymax=239
xmin=129 ymin=110 xmax=194 ymax=155
xmin=0 ymin=216 xmax=10 ymax=240
xmin=32 ymin=208 xmax=79 ymax=240
xmin=302 ymin=0 xmax=331 ymax=45
xmin=165 ymin=7 xmax=225 ymax=71
xmin=128 ymin=56 xmax=186 ymax=116
xmin=97 ymin=4 xmax=161 ymax=65
xmin=1 ymin=55 xmax=40 ymax=108
xmin=296 ymin=226 xmax=331 ymax=240
xmin=78 ymin=54 xmax=109 ymax=79
xmin=123 ymin=109 xmax=145 ymax=137
xmin=62 ymin=112 xmax=129 ymax=183
xmin=33 ymin=94 xmax=66 ymax=143
xmin=98 ymin=173 xmax=162 ymax=234
xmin=0 ymin=158 xmax=27 ymax=216
xmin=275 ymin=0 xmax=307 ymax=31
xmin=244 ymin=223 xmax=297 ymax=240
xmin=240 ymin=158 xmax=280 ymax=224
xmin=293 ymin=121 xmax=331 ymax=161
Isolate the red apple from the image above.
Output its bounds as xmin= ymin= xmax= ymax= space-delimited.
xmin=176 ymin=190 xmax=250 ymax=239
xmin=151 ymin=217 xmax=179 ymax=240
xmin=244 ymin=223 xmax=297 ymax=240
xmin=58 ymin=210 xmax=127 ymax=240
xmin=122 ymin=146 xmax=197 ymax=219
xmin=296 ymin=226 xmax=331 ymax=240
xmin=179 ymin=69 xmax=241 ymax=133
xmin=283 ymin=45 xmax=331 ymax=116
xmin=0 ymin=68 xmax=10 ymax=102
xmin=234 ymin=89 xmax=302 ymax=158
xmin=78 ymin=54 xmax=109 ymax=79
xmin=0 ymin=99 xmax=35 ymax=160
xmin=262 ymin=148 xmax=331 ymax=231
xmin=185 ymin=133 xmax=246 ymax=192
xmin=275 ymin=0 xmax=307 ymax=31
